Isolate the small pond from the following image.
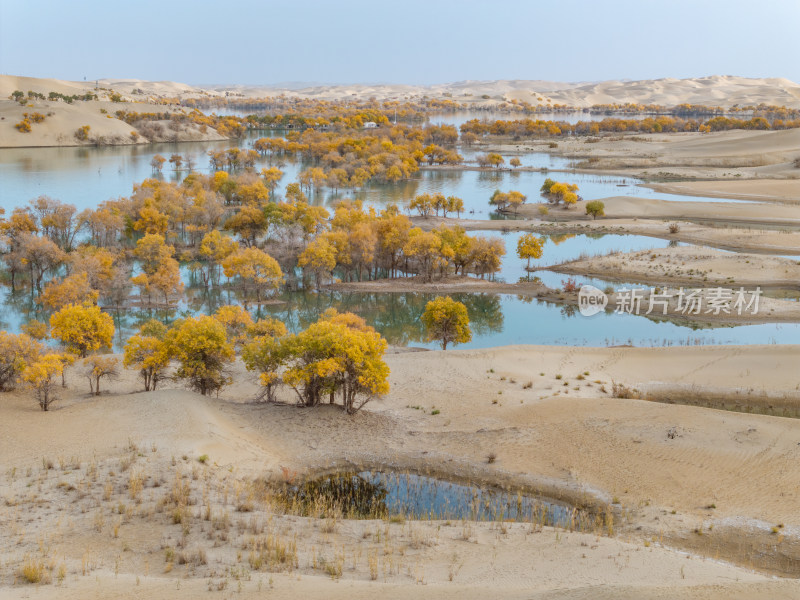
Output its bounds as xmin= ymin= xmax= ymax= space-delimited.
xmin=281 ymin=471 xmax=585 ymax=527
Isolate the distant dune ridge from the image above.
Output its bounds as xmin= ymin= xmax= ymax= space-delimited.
xmin=197 ymin=75 xmax=800 ymax=107
xmin=2 ymin=73 xmax=799 ymax=106
xmin=2 ymin=74 xmax=800 ymax=148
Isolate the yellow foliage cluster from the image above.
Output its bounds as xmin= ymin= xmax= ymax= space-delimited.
xmin=41 ymin=272 xmax=99 ymax=311
xmin=243 ymin=309 xmax=389 ymax=413
xmin=21 ymin=353 xmax=63 ymax=411
xmin=49 ymin=303 xmax=115 ymax=358
xmin=516 ymin=233 xmax=545 ymax=268
xmin=421 ymin=296 xmax=472 ymax=350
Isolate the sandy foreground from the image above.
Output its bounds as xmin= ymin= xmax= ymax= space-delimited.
xmin=2 ymin=345 xmax=800 ymax=598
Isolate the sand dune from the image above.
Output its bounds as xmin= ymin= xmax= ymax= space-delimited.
xmin=519 ymin=195 xmax=800 ymax=226
xmin=0 ymin=74 xmax=93 ymax=98
xmin=4 ymin=74 xmax=798 ymax=107
xmin=3 ymin=74 xmax=799 ymax=148
xmin=213 ymin=75 xmax=800 ymax=107
xmin=552 ymin=244 xmax=800 ymax=288
xmin=540 ymin=128 xmax=800 ymax=180
xmin=3 ymin=345 xmax=800 ymax=597
xmin=0 ymin=99 xmax=225 ymax=148
xmin=549 ymin=75 xmax=800 ymax=108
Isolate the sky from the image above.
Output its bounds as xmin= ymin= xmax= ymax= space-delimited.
xmin=1 ymin=0 xmax=799 ymax=86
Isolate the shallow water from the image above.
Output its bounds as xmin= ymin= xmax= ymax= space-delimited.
xmin=491 ymin=230 xmax=669 ymax=286
xmin=3 ymin=127 xmax=793 ymax=349
xmin=290 ymin=470 xmax=579 ymax=525
xmin=0 ymin=131 xmax=750 ymax=216
xmin=428 ymin=110 xmax=672 ymax=128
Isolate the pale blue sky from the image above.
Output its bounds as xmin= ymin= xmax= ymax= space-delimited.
xmin=1 ymin=0 xmax=798 ymax=85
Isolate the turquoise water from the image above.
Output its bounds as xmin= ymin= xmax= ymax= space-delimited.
xmin=2 ymin=130 xmax=795 ymax=349
xmin=149 ymin=290 xmax=800 ymax=349
xmin=301 ymin=470 xmax=581 ymax=524
xmin=253 ymin=291 xmax=798 ymax=348
xmin=491 ymin=231 xmax=668 ymax=286
xmin=2 ymin=262 xmax=796 ymax=350
xmin=0 ymin=131 xmax=751 ymax=215
xmin=428 ymin=110 xmax=668 ymax=128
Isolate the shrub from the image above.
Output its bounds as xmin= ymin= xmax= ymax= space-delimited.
xmin=18 ymin=555 xmax=50 ymax=584
xmin=74 ymin=125 xmax=91 ymax=141
xmin=561 ymin=277 xmax=579 ymax=293
xmin=82 ymin=355 xmax=120 ymax=395
xmin=611 ymin=382 xmax=641 ymax=399
xmin=0 ymin=331 xmax=43 ymax=390
xmin=668 ymin=223 xmax=680 ymax=234
xmin=15 ymin=119 xmax=32 ymax=133
xmin=585 ymin=200 xmax=605 ymax=220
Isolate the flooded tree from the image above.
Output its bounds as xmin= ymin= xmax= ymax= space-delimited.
xmin=422 ymin=296 xmax=472 ymax=350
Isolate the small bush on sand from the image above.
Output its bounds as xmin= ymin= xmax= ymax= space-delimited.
xmin=612 ymin=381 xmax=640 ymax=399
xmin=74 ymin=125 xmax=90 ymax=141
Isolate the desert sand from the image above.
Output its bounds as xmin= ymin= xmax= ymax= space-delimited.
xmin=518 ymin=195 xmax=800 ymax=227
xmin=0 ymin=100 xmax=225 ymax=148
xmin=542 ymin=128 xmax=800 ymax=180
xmin=413 ymin=216 xmax=800 ymax=256
xmin=646 ymin=179 xmax=800 ymax=203
xmin=550 ymin=245 xmax=800 ymax=288
xmin=3 ymin=72 xmax=800 ymax=598
xmin=2 ymin=346 xmax=800 ymax=598
xmin=204 ymin=75 xmax=800 ymax=108
xmin=4 ymin=74 xmax=800 ymax=152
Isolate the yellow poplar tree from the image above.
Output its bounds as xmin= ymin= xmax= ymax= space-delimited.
xmin=280 ymin=311 xmax=390 ymax=413
xmin=83 ymin=355 xmax=119 ymax=396
xmin=516 ymin=233 xmax=545 ymax=269
xmin=221 ymin=247 xmax=283 ymax=305
xmin=164 ymin=315 xmax=235 ymax=396
xmin=22 ymin=353 xmax=64 ymax=410
xmin=41 ymin=272 xmax=99 ymax=311
xmin=213 ymin=305 xmax=254 ymax=348
xmin=123 ymin=334 xmax=170 ymax=392
xmin=297 ymin=237 xmax=337 ymax=290
xmin=421 ymin=296 xmax=472 ymax=350
xmin=49 ymin=303 xmax=115 ymax=358
xmin=0 ymin=331 xmax=43 ymax=390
